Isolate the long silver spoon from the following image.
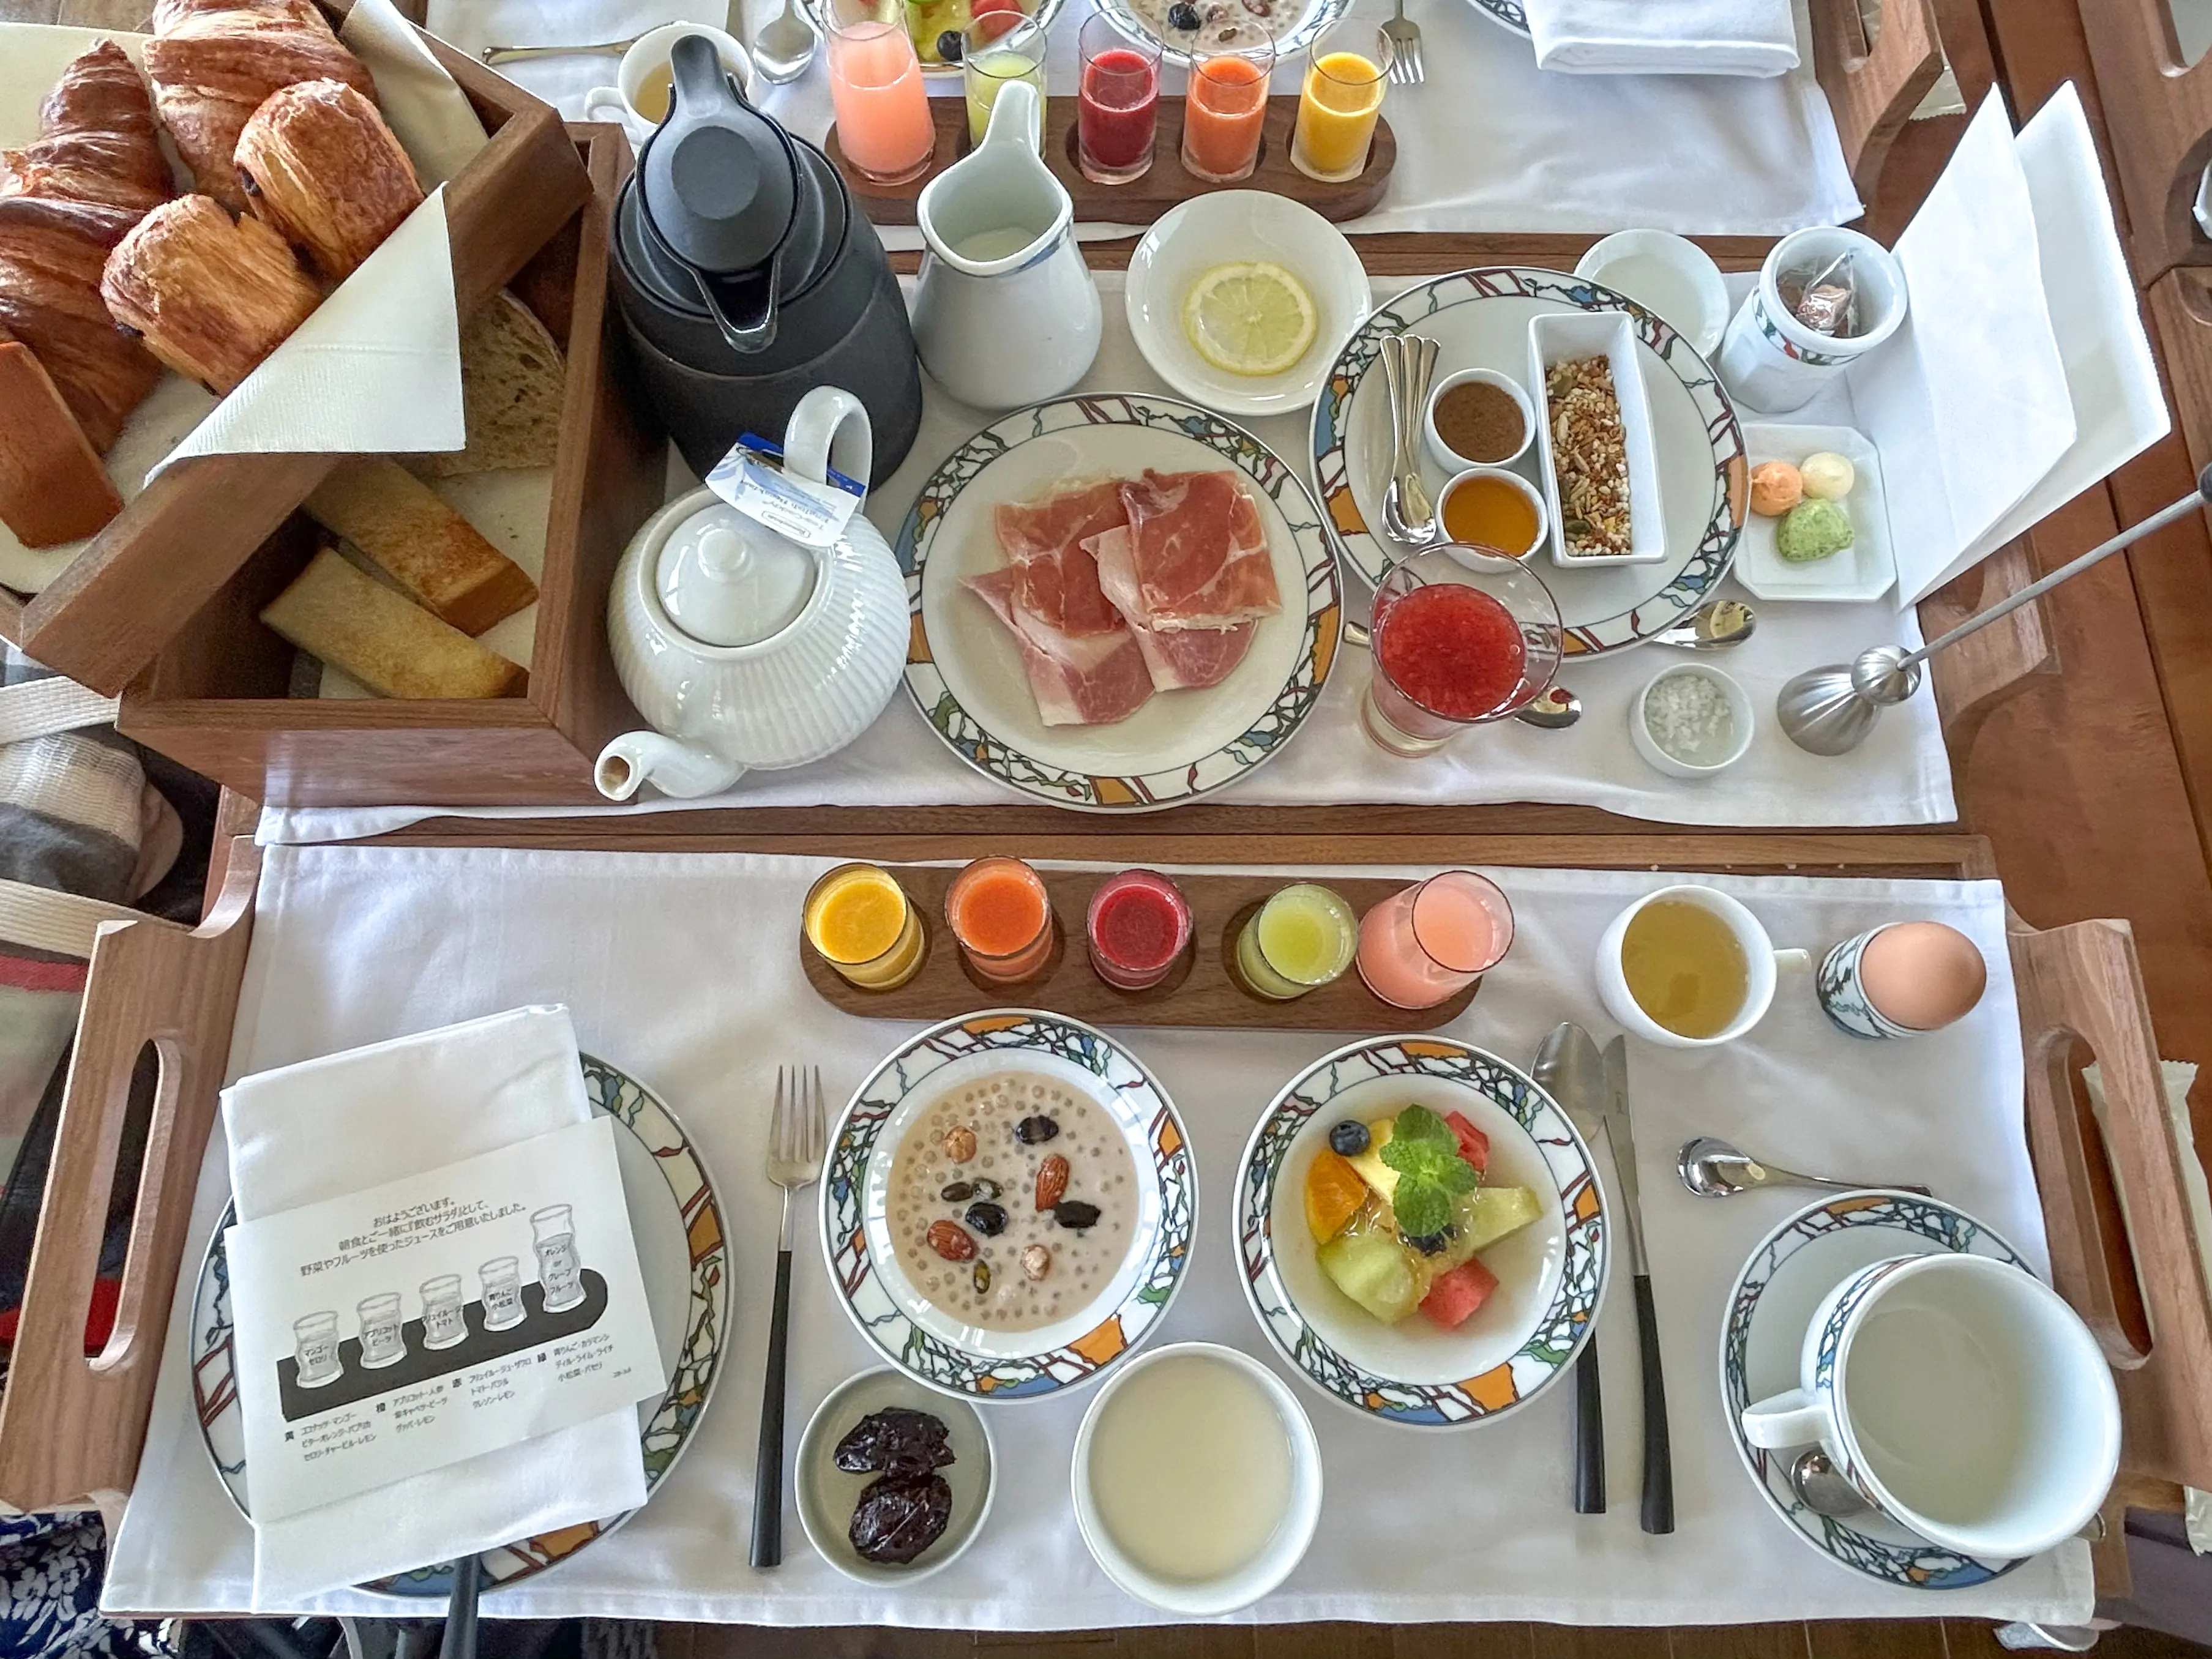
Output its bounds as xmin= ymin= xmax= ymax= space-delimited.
xmin=752 ymin=0 xmax=821 ymax=84
xmin=1677 ymin=1135 xmax=1930 ymax=1199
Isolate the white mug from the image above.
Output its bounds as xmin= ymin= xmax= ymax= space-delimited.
xmin=1714 ymin=226 xmax=1907 ymax=414
xmin=1594 ymin=883 xmax=1807 ymax=1048
xmin=1741 ymin=1251 xmax=2119 ymax=1562
xmin=582 ymin=23 xmax=755 ymax=151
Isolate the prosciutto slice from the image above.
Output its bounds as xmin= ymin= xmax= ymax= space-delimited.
xmin=1086 ymin=526 xmax=1256 ymax=690
xmin=1112 ymin=469 xmax=1282 ymax=631
xmin=993 ymin=482 xmax=1130 ymax=636
xmin=965 ymin=566 xmax=1154 ymax=727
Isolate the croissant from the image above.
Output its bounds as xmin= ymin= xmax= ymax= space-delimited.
xmin=237 ymin=81 xmax=422 ymax=282
xmin=0 ymin=43 xmax=168 ymax=453
xmin=143 ymin=0 xmax=376 ymax=211
xmin=102 ymin=194 xmax=321 ymax=394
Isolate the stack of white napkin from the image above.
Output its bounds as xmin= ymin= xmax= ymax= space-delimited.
xmin=222 ymin=1005 xmax=648 ymax=1605
xmin=1524 ymin=0 xmax=1799 ymax=76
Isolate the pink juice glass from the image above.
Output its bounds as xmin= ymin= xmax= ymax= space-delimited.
xmin=828 ymin=4 xmax=935 ymax=185
xmin=1356 ymin=870 xmax=1514 ymax=1008
xmin=1078 ymin=15 xmax=1160 ymax=185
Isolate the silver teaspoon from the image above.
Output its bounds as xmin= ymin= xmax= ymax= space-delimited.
xmin=1788 ymin=1448 xmax=1870 ymax=1517
xmin=1677 ymin=1135 xmax=1930 ymax=1199
xmin=752 ymin=0 xmax=821 ymax=84
xmin=1650 ymin=598 xmax=1757 ymax=651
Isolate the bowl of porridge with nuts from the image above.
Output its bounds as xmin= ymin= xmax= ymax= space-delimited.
xmin=823 ymin=1011 xmax=1197 ymax=1403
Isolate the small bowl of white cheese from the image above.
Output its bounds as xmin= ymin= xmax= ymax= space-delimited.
xmin=1631 ymin=664 xmax=1753 ymax=778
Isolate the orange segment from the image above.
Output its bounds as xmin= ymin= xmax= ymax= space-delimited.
xmin=1305 ymin=1149 xmax=1368 ymax=1243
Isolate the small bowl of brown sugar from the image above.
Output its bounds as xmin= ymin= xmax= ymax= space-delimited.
xmin=1424 ymin=367 xmax=1535 ymax=472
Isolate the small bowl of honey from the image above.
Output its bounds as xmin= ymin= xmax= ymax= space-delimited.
xmin=1438 ymin=466 xmax=1547 ymax=563
xmin=1424 ymin=367 xmax=1534 ymax=471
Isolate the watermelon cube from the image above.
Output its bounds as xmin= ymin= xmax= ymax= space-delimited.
xmin=1444 ymin=1110 xmax=1490 ymax=1173
xmin=1419 ymin=1256 xmax=1500 ymax=1330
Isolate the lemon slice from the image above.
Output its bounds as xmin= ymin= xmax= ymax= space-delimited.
xmin=1181 ymin=261 xmax=1318 ymax=379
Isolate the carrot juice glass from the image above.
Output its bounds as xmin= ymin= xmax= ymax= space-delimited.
xmin=1290 ymin=23 xmax=1390 ymax=182
xmin=828 ymin=0 xmax=936 ymax=185
xmin=947 ymin=857 xmax=1058 ymax=983
xmin=1356 ymin=871 xmax=1514 ymax=1009
xmin=1181 ymin=42 xmax=1272 ymax=184
xmin=805 ymin=863 xmax=927 ymax=990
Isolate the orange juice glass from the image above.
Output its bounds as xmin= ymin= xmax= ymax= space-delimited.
xmin=1356 ymin=871 xmax=1514 ymax=1009
xmin=805 ymin=863 xmax=927 ymax=990
xmin=1291 ymin=26 xmax=1390 ymax=182
xmin=1181 ymin=43 xmax=1273 ymax=184
xmin=946 ymin=857 xmax=1057 ymax=983
xmin=828 ymin=0 xmax=935 ymax=185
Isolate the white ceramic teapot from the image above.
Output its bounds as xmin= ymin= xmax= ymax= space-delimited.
xmin=596 ymin=386 xmax=908 ymax=800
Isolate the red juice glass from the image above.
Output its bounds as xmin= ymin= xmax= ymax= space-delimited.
xmin=1085 ymin=869 xmax=1193 ymax=990
xmin=1078 ymin=15 xmax=1160 ymax=184
xmin=1182 ymin=42 xmax=1273 ymax=184
xmin=1362 ymin=545 xmax=1563 ymax=757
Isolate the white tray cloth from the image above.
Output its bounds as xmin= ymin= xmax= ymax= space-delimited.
xmin=255 ymin=273 xmax=1954 ymax=846
xmin=443 ymin=0 xmax=1857 ymax=238
xmin=105 ymin=845 xmax=2088 ymax=1626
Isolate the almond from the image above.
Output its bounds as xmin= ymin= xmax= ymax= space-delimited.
xmin=1034 ymin=1153 xmax=1069 ymax=1212
xmin=925 ymin=1220 xmax=976 ymax=1261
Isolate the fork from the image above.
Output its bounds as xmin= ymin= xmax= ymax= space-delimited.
xmin=752 ymin=1065 xmax=825 ymax=1569
xmin=1381 ymin=0 xmax=1423 ymax=86
xmin=479 ymin=35 xmax=645 ymax=64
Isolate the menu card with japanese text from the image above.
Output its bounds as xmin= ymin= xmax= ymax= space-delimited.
xmin=224 ymin=1117 xmax=661 ymax=1523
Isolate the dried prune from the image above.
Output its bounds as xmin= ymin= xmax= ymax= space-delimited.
xmin=965 ymin=1201 xmax=1008 ymax=1236
xmin=850 ymin=1473 xmax=954 ymax=1565
xmin=833 ymin=1407 xmax=954 ymax=1478
xmin=1014 ymin=1114 xmax=1060 ymax=1144
xmin=1053 ymin=1200 xmax=1101 ymax=1231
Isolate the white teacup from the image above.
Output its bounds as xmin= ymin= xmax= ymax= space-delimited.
xmin=1594 ymin=884 xmax=1807 ymax=1049
xmin=582 ymin=23 xmax=755 ymax=150
xmin=1741 ymin=1252 xmax=2119 ymax=1562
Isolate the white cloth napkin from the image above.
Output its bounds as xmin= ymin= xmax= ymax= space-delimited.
xmin=427 ymin=0 xmax=1857 ymax=237
xmin=1526 ymin=0 xmax=1799 ymax=76
xmin=342 ymin=0 xmax=492 ymax=187
xmin=105 ymin=846 xmax=2090 ymax=1624
xmin=255 ymin=270 xmax=1956 ymax=845
xmin=212 ymin=1005 xmax=648 ymax=1605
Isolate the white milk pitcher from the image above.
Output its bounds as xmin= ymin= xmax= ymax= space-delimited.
xmin=911 ymin=78 xmax=1100 ymax=411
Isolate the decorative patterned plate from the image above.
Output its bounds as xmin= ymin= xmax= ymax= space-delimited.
xmin=798 ymin=0 xmax=1068 ymax=74
xmin=1235 ymin=1036 xmax=1607 ymax=1428
xmin=898 ymin=393 xmax=1342 ymax=812
xmin=1465 ymin=0 xmax=1528 ymax=33
xmin=1719 ymin=1190 xmax=2031 ymax=1589
xmin=189 ymin=1055 xmax=729 ymax=1599
xmin=1093 ymin=0 xmax=1349 ymax=67
xmin=821 ymin=1010 xmax=1196 ymax=1400
xmin=1310 ymin=267 xmax=1746 ymax=655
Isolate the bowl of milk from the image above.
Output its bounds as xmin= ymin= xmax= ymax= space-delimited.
xmin=1071 ymin=1341 xmax=1322 ymax=1614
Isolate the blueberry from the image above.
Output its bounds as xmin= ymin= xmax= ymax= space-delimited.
xmin=1014 ymin=1114 xmax=1060 ymax=1144
xmin=1406 ymin=1231 xmax=1450 ymax=1256
xmin=1328 ymin=1120 xmax=1370 ymax=1157
xmin=1167 ymin=1 xmax=1201 ymax=28
xmin=965 ymin=1201 xmax=1009 ymax=1236
xmin=936 ymin=28 xmax=963 ymax=58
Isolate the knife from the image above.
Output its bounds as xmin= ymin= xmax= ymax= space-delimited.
xmin=1603 ymin=1034 xmax=1675 ymax=1535
xmin=1531 ymin=1023 xmax=1607 ymax=1516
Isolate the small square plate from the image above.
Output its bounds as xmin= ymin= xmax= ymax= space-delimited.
xmin=1736 ymin=424 xmax=1895 ymax=603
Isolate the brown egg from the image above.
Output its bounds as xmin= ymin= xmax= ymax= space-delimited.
xmin=1858 ymin=921 xmax=1988 ymax=1032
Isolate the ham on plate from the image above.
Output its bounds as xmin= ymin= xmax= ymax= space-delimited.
xmin=965 ymin=567 xmax=1155 ymax=726
xmin=1108 ymin=469 xmax=1283 ymax=632
xmin=1085 ymin=526 xmax=1255 ymax=690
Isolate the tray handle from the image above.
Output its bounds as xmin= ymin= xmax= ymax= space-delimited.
xmin=2010 ymin=913 xmax=2212 ymax=1494
xmin=0 ymin=840 xmax=260 ymax=1522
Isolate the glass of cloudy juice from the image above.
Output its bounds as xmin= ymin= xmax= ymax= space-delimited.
xmin=1233 ymin=882 xmax=1356 ymax=1001
xmin=1363 ymin=545 xmax=1562 ymax=758
xmin=946 ymin=856 xmax=1057 ymax=983
xmin=1356 ymin=871 xmax=1514 ymax=1008
xmin=805 ymin=862 xmax=927 ymax=990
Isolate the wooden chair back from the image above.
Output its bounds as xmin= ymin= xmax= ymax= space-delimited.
xmin=2078 ymin=0 xmax=2212 ymax=280
xmin=1813 ymin=0 xmax=1948 ymax=204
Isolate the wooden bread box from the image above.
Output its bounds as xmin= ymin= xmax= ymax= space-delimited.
xmin=0 ymin=1 xmax=595 ymax=701
xmin=113 ymin=123 xmax=662 ymax=809
xmin=0 ymin=822 xmax=2206 ymax=1603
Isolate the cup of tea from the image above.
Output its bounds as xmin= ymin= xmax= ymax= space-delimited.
xmin=1594 ymin=884 xmax=1807 ymax=1048
xmin=582 ymin=23 xmax=755 ymax=150
xmin=1739 ymin=1251 xmax=2119 ymax=1561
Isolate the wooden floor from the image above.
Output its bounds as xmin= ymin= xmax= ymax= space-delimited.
xmin=657 ymin=1620 xmax=2212 ymax=1658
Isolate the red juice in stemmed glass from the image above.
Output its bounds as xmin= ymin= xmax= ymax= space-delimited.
xmin=1078 ymin=15 xmax=1159 ymax=184
xmin=1362 ymin=545 xmax=1561 ymax=757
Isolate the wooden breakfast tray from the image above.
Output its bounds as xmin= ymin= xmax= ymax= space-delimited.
xmin=826 ymin=95 xmax=1396 ymax=226
xmin=800 ymin=864 xmax=1479 ymax=1029
xmin=2 ymin=819 xmax=2206 ymax=1606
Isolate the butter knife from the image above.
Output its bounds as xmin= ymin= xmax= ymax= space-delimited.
xmin=1531 ymin=1023 xmax=1607 ymax=1515
xmin=1602 ymin=1034 xmax=1674 ymax=1535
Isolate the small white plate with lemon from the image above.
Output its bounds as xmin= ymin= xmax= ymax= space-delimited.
xmin=1126 ymin=192 xmax=1368 ymax=420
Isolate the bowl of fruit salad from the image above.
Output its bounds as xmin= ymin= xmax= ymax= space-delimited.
xmin=1235 ymin=1035 xmax=1609 ymax=1428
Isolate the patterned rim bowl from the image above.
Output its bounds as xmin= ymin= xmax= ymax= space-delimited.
xmin=1236 ymin=1036 xmax=1608 ymax=1429
xmin=821 ymin=1011 xmax=1197 ymax=1402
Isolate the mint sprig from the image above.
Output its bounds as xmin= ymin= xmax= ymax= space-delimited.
xmin=1379 ymin=1105 xmax=1479 ymax=1237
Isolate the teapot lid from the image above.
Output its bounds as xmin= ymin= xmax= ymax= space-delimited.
xmin=654 ymin=500 xmax=816 ymax=649
xmin=639 ymin=32 xmax=796 ymax=275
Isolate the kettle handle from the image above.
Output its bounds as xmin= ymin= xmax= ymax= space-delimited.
xmin=784 ymin=387 xmax=873 ymax=499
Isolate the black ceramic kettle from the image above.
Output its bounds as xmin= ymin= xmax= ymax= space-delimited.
xmin=610 ymin=33 xmax=922 ymax=484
